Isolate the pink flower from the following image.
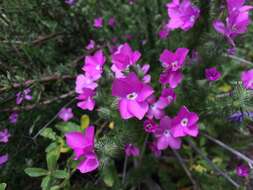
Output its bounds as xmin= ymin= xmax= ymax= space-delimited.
xmin=9 ymin=112 xmax=18 ymax=124
xmin=159 ymin=48 xmax=189 ymax=70
xmin=0 ymin=154 xmax=8 ymax=166
xmin=159 ymin=69 xmax=183 ymax=88
xmin=82 ymin=50 xmax=106 ymax=81
xmin=236 ymin=164 xmax=249 ymax=177
xmin=65 ymin=126 xmax=99 ymax=173
xmin=112 ymin=72 xmax=154 ymax=120
xmin=86 ymin=40 xmax=95 ymax=50
xmin=143 ymin=119 xmax=158 ymax=133
xmin=108 ymin=17 xmax=116 ymax=28
xmin=166 ymin=0 xmax=200 ymax=31
xmin=16 ymin=88 xmax=32 ymax=105
xmin=141 ymin=64 xmax=151 ymax=83
xmin=125 ymin=144 xmax=140 ymax=157
xmin=147 ymin=99 xmax=166 ymax=120
xmin=111 ymin=43 xmax=141 ymax=78
xmin=93 ymin=17 xmax=103 ymax=28
xmin=171 ymin=106 xmax=199 ymax=137
xmin=75 ymin=74 xmax=97 ymax=94
xmin=158 ymin=25 xmax=170 ymax=39
xmin=77 ymin=88 xmax=96 ymax=111
xmin=0 ymin=129 xmax=10 ymax=143
xmin=154 ymin=116 xmax=182 ymax=150
xmin=148 ymin=141 xmax=161 ymax=157
xmin=241 ymin=69 xmax=253 ymax=90
xmin=58 ymin=108 xmax=74 ymax=122
xmin=205 ymin=67 xmax=221 ymax=81
xmin=157 ymin=88 xmax=176 ymax=107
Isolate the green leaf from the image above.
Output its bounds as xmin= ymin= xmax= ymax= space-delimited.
xmin=24 ymin=168 xmax=48 ymax=177
xmin=40 ymin=128 xmax=57 ymax=140
xmin=41 ymin=176 xmax=51 ymax=190
xmin=80 ymin=115 xmax=90 ymax=129
xmin=0 ymin=183 xmax=7 ymax=190
xmin=52 ymin=170 xmax=69 ymax=179
xmin=101 ymin=160 xmax=118 ymax=187
xmin=50 ymin=186 xmax=61 ymax=190
xmin=55 ymin=122 xmax=80 ymax=133
xmin=46 ymin=148 xmax=60 ymax=171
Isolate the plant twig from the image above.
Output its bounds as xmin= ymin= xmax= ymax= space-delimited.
xmin=225 ymin=54 xmax=253 ymax=65
xmin=187 ymin=139 xmax=240 ymax=189
xmin=122 ymin=155 xmax=128 ymax=184
xmin=172 ymin=149 xmax=200 ymax=190
xmin=203 ymin=133 xmax=253 ymax=167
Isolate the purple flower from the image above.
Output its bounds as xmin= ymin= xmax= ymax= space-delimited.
xmin=58 ymin=108 xmax=74 ymax=122
xmin=77 ymin=88 xmax=96 ymax=111
xmin=0 ymin=154 xmax=8 ymax=166
xmin=229 ymin=111 xmax=253 ymax=123
xmin=166 ymin=0 xmax=200 ymax=31
xmin=65 ymin=0 xmax=76 ymax=5
xmin=227 ymin=0 xmax=253 ymax=15
xmin=93 ymin=17 xmax=103 ymax=28
xmin=0 ymin=129 xmax=10 ymax=143
xmin=171 ymin=106 xmax=199 ymax=137
xmin=157 ymin=88 xmax=176 ymax=107
xmin=147 ymin=99 xmax=166 ymax=120
xmin=236 ymin=164 xmax=249 ymax=177
xmin=86 ymin=40 xmax=95 ymax=50
xmin=205 ymin=67 xmax=221 ymax=81
xmin=141 ymin=64 xmax=151 ymax=83
xmin=16 ymin=88 xmax=32 ymax=105
xmin=159 ymin=69 xmax=183 ymax=89
xmin=159 ymin=48 xmax=189 ymax=70
xmin=112 ymin=72 xmax=154 ymax=120
xmin=82 ymin=50 xmax=106 ymax=81
xmin=148 ymin=141 xmax=161 ymax=157
xmin=75 ymin=74 xmax=98 ymax=94
xmin=65 ymin=126 xmax=99 ymax=173
xmin=241 ymin=69 xmax=253 ymax=90
xmin=111 ymin=43 xmax=141 ymax=78
xmin=9 ymin=112 xmax=19 ymax=124
xmin=143 ymin=119 xmax=158 ymax=133
xmin=125 ymin=144 xmax=140 ymax=157
xmin=108 ymin=17 xmax=116 ymax=28
xmin=154 ymin=116 xmax=182 ymax=150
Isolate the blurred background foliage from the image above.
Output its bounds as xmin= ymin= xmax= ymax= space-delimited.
xmin=1 ymin=0 xmax=253 ymax=189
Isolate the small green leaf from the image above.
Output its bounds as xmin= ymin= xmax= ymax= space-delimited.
xmin=55 ymin=122 xmax=80 ymax=133
xmin=40 ymin=128 xmax=57 ymax=140
xmin=46 ymin=148 xmax=60 ymax=171
xmin=24 ymin=168 xmax=48 ymax=177
xmin=41 ymin=176 xmax=51 ymax=190
xmin=52 ymin=170 xmax=69 ymax=179
xmin=50 ymin=186 xmax=61 ymax=190
xmin=80 ymin=115 xmax=90 ymax=129
xmin=0 ymin=183 xmax=7 ymax=190
xmin=101 ymin=160 xmax=118 ymax=187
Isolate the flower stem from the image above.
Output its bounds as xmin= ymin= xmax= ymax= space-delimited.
xmin=122 ymin=155 xmax=128 ymax=184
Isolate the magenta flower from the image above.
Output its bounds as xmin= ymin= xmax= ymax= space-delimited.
xmin=0 ymin=129 xmax=10 ymax=143
xmin=157 ymin=88 xmax=176 ymax=107
xmin=111 ymin=43 xmax=141 ymax=77
xmin=227 ymin=0 xmax=253 ymax=15
xmin=65 ymin=126 xmax=99 ymax=173
xmin=166 ymin=0 xmax=200 ymax=31
xmin=159 ymin=48 xmax=189 ymax=70
xmin=154 ymin=116 xmax=182 ymax=150
xmin=108 ymin=17 xmax=116 ymax=28
xmin=158 ymin=25 xmax=170 ymax=39
xmin=236 ymin=164 xmax=249 ymax=177
xmin=148 ymin=141 xmax=161 ymax=157
xmin=143 ymin=119 xmax=158 ymax=133
xmin=171 ymin=106 xmax=199 ymax=137
xmin=205 ymin=67 xmax=221 ymax=81
xmin=86 ymin=40 xmax=95 ymax=50
xmin=75 ymin=74 xmax=97 ymax=94
xmin=0 ymin=154 xmax=8 ymax=166
xmin=82 ymin=50 xmax=106 ymax=81
xmin=241 ymin=69 xmax=253 ymax=90
xmin=147 ymin=100 xmax=166 ymax=120
xmin=125 ymin=144 xmax=140 ymax=157
xmin=58 ymin=108 xmax=74 ymax=122
xmin=159 ymin=69 xmax=183 ymax=89
xmin=9 ymin=112 xmax=19 ymax=124
xmin=77 ymin=88 xmax=96 ymax=111
xmin=112 ymin=72 xmax=154 ymax=120
xmin=141 ymin=64 xmax=151 ymax=83
xmin=93 ymin=17 xmax=103 ymax=28
xmin=16 ymin=88 xmax=32 ymax=105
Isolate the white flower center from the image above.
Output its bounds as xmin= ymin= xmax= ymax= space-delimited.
xmin=127 ymin=92 xmax=138 ymax=100
xmin=181 ymin=118 xmax=188 ymax=127
xmin=95 ymin=65 xmax=100 ymax=71
xmin=163 ymin=129 xmax=171 ymax=137
xmin=190 ymin=16 xmax=195 ymax=22
xmin=171 ymin=61 xmax=178 ymax=69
